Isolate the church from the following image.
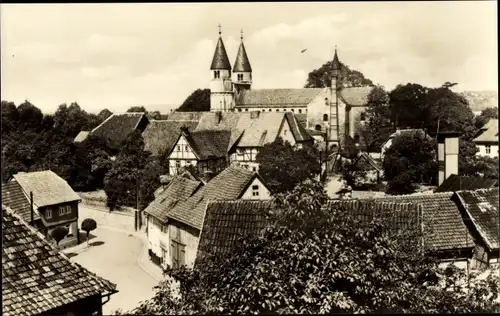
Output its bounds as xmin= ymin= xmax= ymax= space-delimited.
xmin=208 ymin=25 xmax=374 ymax=145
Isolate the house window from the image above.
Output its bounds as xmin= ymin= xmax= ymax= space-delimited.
xmin=170 ymin=240 xmax=186 ymax=269
xmin=262 ymin=109 xmax=265 ymax=112
xmin=298 ymin=109 xmax=302 ymax=114
xmin=315 ymin=124 xmax=322 ymax=131
xmin=175 ymin=160 xmax=181 ymax=168
xmin=59 ymin=206 xmax=65 ymax=216
xmin=276 ymin=109 xmax=279 ymax=112
xmin=252 ymin=185 xmax=259 ymax=197
xmin=245 ymin=109 xmax=248 ymax=112
xmin=238 ymin=108 xmax=242 ymax=112
xmin=486 ymin=145 xmax=491 ymax=154
xmin=65 ymin=205 xmax=71 ymax=215
xmin=177 ymin=145 xmax=181 ymax=151
xmin=185 ymin=145 xmax=189 ymax=151
xmin=291 ymin=109 xmax=295 ymax=113
xmin=284 ymin=130 xmax=287 ymax=136
xmin=269 ymin=109 xmax=272 ymax=112
xmin=214 ymin=71 xmax=220 ymax=79
xmin=46 ymin=209 xmax=52 ymax=219
xmin=323 ymin=114 xmax=328 ymax=122
xmin=252 ymin=167 xmax=257 ymax=172
xmin=360 ymin=112 xmax=366 ymax=121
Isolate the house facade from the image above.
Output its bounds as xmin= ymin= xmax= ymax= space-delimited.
xmin=144 ymin=164 xmax=271 ymax=270
xmin=4 ymin=170 xmax=82 ymax=248
xmin=473 ymin=119 xmax=498 ymax=158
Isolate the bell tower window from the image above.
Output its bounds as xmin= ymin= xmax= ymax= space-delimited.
xmin=214 ymin=71 xmax=220 ymax=79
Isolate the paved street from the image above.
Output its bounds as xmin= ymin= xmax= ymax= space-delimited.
xmin=63 ymin=224 xmax=161 ymax=314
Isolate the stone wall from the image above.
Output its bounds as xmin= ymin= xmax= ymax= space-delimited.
xmin=78 ymin=201 xmax=146 ymax=233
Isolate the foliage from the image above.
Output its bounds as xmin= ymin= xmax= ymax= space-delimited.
xmin=116 ymin=180 xmax=500 ymax=315
xmin=81 ymin=218 xmax=97 ymax=245
xmin=97 ymin=109 xmax=113 ymax=122
xmin=255 ymin=138 xmax=321 ymax=194
xmin=475 ymin=156 xmax=500 ymax=181
xmin=305 ymin=59 xmax=374 ymax=88
xmin=50 ymin=226 xmax=69 ymax=247
xmin=478 ymin=107 xmax=498 ymax=120
xmin=137 ymin=158 xmax=165 ymax=211
xmin=383 ymin=131 xmax=437 ymax=195
xmin=177 ymin=88 xmax=211 ymax=112
xmin=127 ymin=106 xmax=148 ymax=113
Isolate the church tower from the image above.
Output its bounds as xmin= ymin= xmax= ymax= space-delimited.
xmin=210 ymin=24 xmax=234 ymax=112
xmin=233 ymin=29 xmax=252 ymax=94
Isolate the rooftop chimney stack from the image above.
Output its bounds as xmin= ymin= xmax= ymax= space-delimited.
xmin=437 ymin=132 xmax=461 ymax=186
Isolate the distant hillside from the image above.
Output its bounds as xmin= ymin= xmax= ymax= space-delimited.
xmin=460 ymin=91 xmax=498 ymax=112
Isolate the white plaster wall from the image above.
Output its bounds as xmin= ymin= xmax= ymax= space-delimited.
xmin=240 ymin=177 xmax=271 ymax=200
xmin=278 ymin=118 xmax=297 ymax=146
xmin=476 ymin=144 xmax=499 ymax=158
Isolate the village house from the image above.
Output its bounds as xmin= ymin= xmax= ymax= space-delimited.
xmin=2 ymin=205 xmax=117 ymax=316
xmin=2 ymin=170 xmax=82 ymax=248
xmin=74 ymin=112 xmax=149 ymax=151
xmin=143 ymin=164 xmax=271 ymax=270
xmin=473 ymin=118 xmax=498 ymax=158
xmin=142 ymin=119 xmax=199 ymax=157
xmin=209 ymin=26 xmax=373 ymax=144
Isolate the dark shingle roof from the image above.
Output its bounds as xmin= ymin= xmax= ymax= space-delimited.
xmin=285 ymin=112 xmax=313 ymax=143
xmin=2 ymin=205 xmax=116 ymax=316
xmin=195 ymin=200 xmax=272 ymax=267
xmin=90 ymin=112 xmax=148 ymax=150
xmin=235 ymin=88 xmax=323 ymax=107
xmin=435 ymin=174 xmax=498 ymax=193
xmin=166 ymin=164 xmax=258 ymax=230
xmin=233 ymin=41 xmax=252 ymax=72
xmin=369 ymin=193 xmax=475 ymax=252
xmin=144 ymin=176 xmax=202 ymax=223
xmin=2 ymin=180 xmax=40 ymax=222
xmin=185 ymin=130 xmax=232 ymax=160
xmin=12 ymin=171 xmax=81 ymax=208
xmin=142 ymin=120 xmax=199 ymax=156
xmin=454 ymin=188 xmax=499 ymax=251
xmin=167 ymin=112 xmax=204 ymax=122
xmin=210 ymin=37 xmax=232 ymax=70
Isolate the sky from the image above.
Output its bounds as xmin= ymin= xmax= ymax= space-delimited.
xmin=1 ymin=2 xmax=497 ymax=114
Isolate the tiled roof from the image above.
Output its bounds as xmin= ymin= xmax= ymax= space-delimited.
xmin=2 ymin=180 xmax=40 ymax=222
xmin=369 ymin=193 xmax=475 ymax=252
xmin=73 ymin=131 xmax=89 ymax=143
xmin=90 ymin=112 xmax=149 ymax=150
xmin=13 ymin=171 xmax=81 ymax=208
xmin=339 ymin=86 xmax=373 ymax=106
xmin=236 ymin=112 xmax=286 ymax=147
xmin=166 ymin=164 xmax=258 ymax=230
xmin=473 ymin=119 xmax=498 ymax=143
xmin=233 ymin=41 xmax=252 ymax=72
xmin=195 ymin=112 xmax=245 ymax=150
xmin=142 ymin=120 xmax=199 ymax=156
xmin=185 ymin=130 xmax=231 ymax=160
xmin=295 ymin=113 xmax=307 ymax=128
xmin=167 ymin=111 xmax=204 ymax=122
xmin=210 ymin=37 xmax=232 ymax=70
xmin=435 ymin=174 xmax=498 ymax=193
xmin=454 ymin=188 xmax=499 ymax=251
xmin=195 ymin=200 xmax=273 ymax=267
xmin=285 ymin=112 xmax=313 ymax=143
xmin=2 ymin=205 xmax=116 ymax=316
xmin=235 ymin=88 xmax=323 ymax=107
xmin=144 ymin=176 xmax=202 ymax=223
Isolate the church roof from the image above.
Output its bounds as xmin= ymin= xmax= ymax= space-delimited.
xmin=210 ymin=37 xmax=232 ymax=70
xmin=235 ymin=88 xmax=323 ymax=107
xmin=339 ymin=86 xmax=373 ymax=106
xmin=332 ymin=48 xmax=341 ymax=71
xmin=233 ymin=41 xmax=252 ymax=72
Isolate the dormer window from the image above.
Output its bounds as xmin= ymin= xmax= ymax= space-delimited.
xmin=237 ymin=74 xmax=243 ymax=81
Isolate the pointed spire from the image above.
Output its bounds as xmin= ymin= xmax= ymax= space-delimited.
xmin=210 ymin=24 xmax=232 ymax=70
xmin=233 ymin=29 xmax=252 ymax=72
xmin=332 ymin=46 xmax=341 ymax=71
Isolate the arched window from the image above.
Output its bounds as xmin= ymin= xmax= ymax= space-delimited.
xmin=315 ymin=124 xmax=322 ymax=131
xmin=214 ymin=71 xmax=221 ymax=79
xmin=323 ymin=114 xmax=328 ymax=122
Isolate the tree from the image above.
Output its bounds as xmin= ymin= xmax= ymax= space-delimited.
xmin=127 ymin=106 xmax=148 ymax=113
xmin=475 ymin=156 xmax=500 ymax=181
xmin=51 ymin=226 xmax=69 ymax=248
xmin=305 ymin=60 xmax=374 ymax=88
xmin=383 ymin=131 xmax=437 ymax=195
xmin=97 ymin=108 xmax=113 ymax=122
xmin=255 ymin=138 xmax=321 ymax=194
xmin=116 ymin=180 xmax=500 ymax=315
xmin=177 ymin=89 xmax=210 ymax=112
xmin=137 ymin=158 xmax=164 ymax=211
xmin=81 ymin=218 xmax=97 ymax=246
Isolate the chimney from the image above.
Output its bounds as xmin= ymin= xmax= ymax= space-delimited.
xmin=437 ymin=132 xmax=460 ymax=186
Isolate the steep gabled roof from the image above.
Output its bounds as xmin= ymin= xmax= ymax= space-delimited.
xmin=12 ymin=170 xmax=81 ymax=208
xmin=473 ymin=119 xmax=498 ymax=143
xmin=236 ymin=112 xmax=286 ymax=148
xmin=454 ymin=188 xmax=499 ymax=251
xmin=195 ymin=200 xmax=273 ymax=267
xmin=142 ymin=120 xmax=198 ymax=156
xmin=166 ymin=164 xmax=259 ymax=230
xmin=144 ymin=176 xmax=202 ymax=223
xmin=90 ymin=112 xmax=149 ymax=150
xmin=2 ymin=205 xmax=117 ymax=316
xmin=233 ymin=41 xmax=252 ymax=72
xmin=1 ymin=180 xmax=40 ymax=222
xmin=184 ymin=130 xmax=232 ymax=160
xmin=235 ymin=88 xmax=323 ymax=107
xmin=210 ymin=37 xmax=232 ymax=70
xmin=435 ymin=174 xmax=497 ymax=193
xmin=284 ymin=112 xmax=313 ymax=143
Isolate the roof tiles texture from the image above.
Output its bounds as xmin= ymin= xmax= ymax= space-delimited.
xmin=13 ymin=171 xmax=81 ymax=208
xmin=142 ymin=120 xmax=198 ymax=156
xmin=210 ymin=37 xmax=232 ymax=70
xmin=455 ymin=188 xmax=499 ymax=251
xmin=90 ymin=112 xmax=148 ymax=150
xmin=435 ymin=174 xmax=497 ymax=193
xmin=195 ymin=200 xmax=273 ymax=267
xmin=233 ymin=42 xmax=252 ymax=72
xmin=167 ymin=112 xmax=204 ymax=122
xmin=235 ymin=88 xmax=323 ymax=107
xmin=185 ymin=130 xmax=232 ymax=159
xmin=2 ymin=180 xmax=40 ymax=222
xmin=339 ymin=86 xmax=373 ymax=106
xmin=2 ymin=206 xmax=116 ymax=316
xmin=166 ymin=164 xmax=258 ymax=230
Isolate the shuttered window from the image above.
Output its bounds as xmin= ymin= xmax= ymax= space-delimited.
xmin=170 ymin=240 xmax=186 ymax=269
